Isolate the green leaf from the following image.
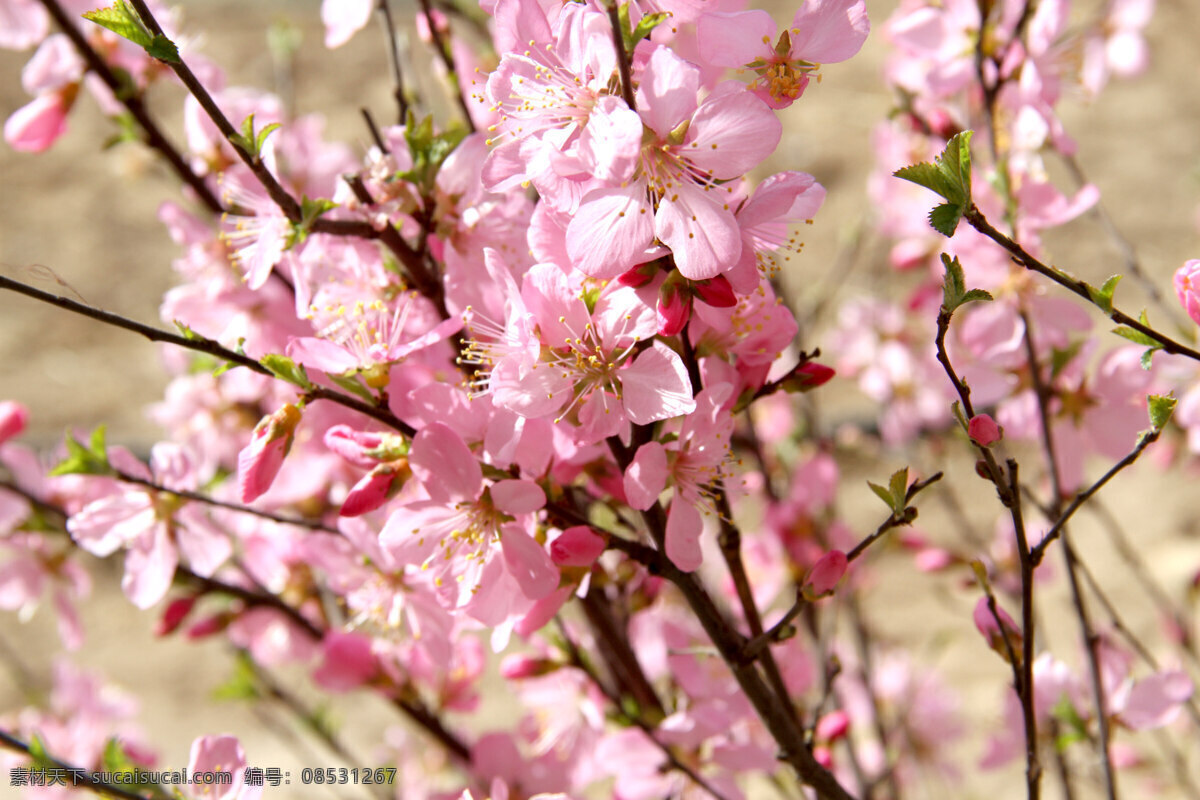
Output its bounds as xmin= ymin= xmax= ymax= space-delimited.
xmin=939 ymin=253 xmax=992 ymax=312
xmin=894 ymin=130 xmax=974 ymax=205
xmin=260 ymin=354 xmax=313 ymax=390
xmin=49 ymin=427 xmax=113 ymax=477
xmin=213 ymin=652 xmax=260 ymax=701
xmin=630 ymin=11 xmax=669 ymax=47
xmin=1140 ymin=348 xmax=1156 ymax=370
xmin=328 ymin=372 xmax=376 ymax=404
xmin=929 ymin=203 xmax=964 ymax=237
xmin=888 ymin=467 xmax=910 ymax=508
xmin=401 ymin=112 xmax=469 ymax=193
xmin=146 ymin=33 xmax=180 ymax=63
xmin=1148 ymin=394 xmax=1177 ymax=432
xmin=1087 ymin=274 xmax=1122 ymax=316
xmin=1111 ymin=326 xmax=1162 ymax=348
xmin=83 ymin=1 xmax=152 ymax=48
xmin=960 ymin=288 xmax=994 ymax=305
xmin=174 ymin=320 xmax=204 ymax=341
xmin=867 ymin=481 xmax=895 ymax=511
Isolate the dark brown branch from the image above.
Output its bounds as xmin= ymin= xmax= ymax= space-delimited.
xmin=0 ymin=728 xmax=159 ymax=800
xmin=37 ymin=0 xmax=225 ymax=216
xmin=415 ymin=0 xmax=477 ymax=132
xmin=965 ymin=206 xmax=1200 ymax=363
xmin=0 ymin=273 xmax=416 ymax=436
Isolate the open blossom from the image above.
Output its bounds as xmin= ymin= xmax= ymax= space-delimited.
xmin=624 ymin=385 xmax=735 ymax=571
xmin=567 ymin=46 xmax=782 ymax=281
xmin=466 ymin=262 xmax=696 ymax=441
xmin=380 ymin=423 xmax=557 ymax=612
xmin=697 ymin=0 xmax=870 ymax=108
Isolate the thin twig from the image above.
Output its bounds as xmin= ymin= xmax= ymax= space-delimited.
xmin=376 ymin=0 xmax=410 ymax=125
xmin=0 ymin=728 xmax=161 ymax=800
xmin=0 ymin=273 xmax=417 ymax=435
xmin=37 ymin=0 xmax=225 ymax=216
xmin=415 ymin=0 xmax=477 ymax=131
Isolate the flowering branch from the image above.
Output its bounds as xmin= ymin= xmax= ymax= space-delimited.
xmin=0 ymin=273 xmax=417 ymax=435
xmin=35 ymin=0 xmax=225 ymax=216
xmin=0 ymin=728 xmax=160 ymax=800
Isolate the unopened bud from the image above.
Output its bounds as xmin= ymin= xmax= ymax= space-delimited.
xmin=0 ymin=401 xmax=29 ymax=445
xmin=802 ymin=549 xmax=848 ymax=600
xmin=657 ymin=280 xmax=692 ymax=336
xmin=499 ymin=653 xmax=560 ymax=680
xmin=156 ymin=596 xmax=197 ymax=636
xmin=783 ymin=362 xmax=835 ymax=393
xmin=238 ymin=403 xmax=302 ymax=502
xmin=550 ymin=525 xmax=606 ymax=567
xmin=967 ymin=414 xmax=1002 ymax=447
xmin=692 ymin=275 xmax=737 ymax=308
xmin=973 ymin=597 xmax=1022 ymax=664
xmin=339 ymin=460 xmax=410 ymax=517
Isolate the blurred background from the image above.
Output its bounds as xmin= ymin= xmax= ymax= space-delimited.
xmin=2 ymin=0 xmax=1200 ymax=797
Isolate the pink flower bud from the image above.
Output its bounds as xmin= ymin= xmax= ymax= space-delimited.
xmin=813 ymin=746 xmax=833 ymax=770
xmin=4 ymin=88 xmax=73 ymax=153
xmin=803 ymin=550 xmax=847 ymax=600
xmin=693 ymin=275 xmax=737 ymax=308
xmin=815 ymin=710 xmax=850 ymax=743
xmin=783 ymin=362 xmax=835 ymax=393
xmin=550 ymin=525 xmax=607 ymax=567
xmin=185 ymin=613 xmax=231 ymax=639
xmin=155 ymin=596 xmax=197 ymax=636
xmin=1174 ymin=259 xmax=1200 ymax=326
xmin=499 ymin=653 xmax=559 ymax=680
xmin=237 ymin=403 xmax=302 ymax=502
xmin=973 ymin=596 xmax=1022 ymax=663
xmin=0 ymin=401 xmax=29 ymax=444
xmin=339 ymin=461 xmax=409 ymax=517
xmin=617 ymin=262 xmax=659 ymax=288
xmin=657 ymin=280 xmax=692 ymax=336
xmin=967 ymin=414 xmax=1003 ymax=446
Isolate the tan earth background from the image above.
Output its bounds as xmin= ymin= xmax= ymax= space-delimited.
xmin=2 ymin=0 xmax=1200 ymax=798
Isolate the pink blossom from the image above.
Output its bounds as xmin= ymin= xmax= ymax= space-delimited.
xmin=568 ymin=47 xmax=781 ymax=280
xmin=0 ymin=401 xmax=28 ymax=444
xmin=4 ymin=89 xmax=71 ymax=153
xmin=313 ymin=630 xmax=379 ymax=691
xmin=972 ymin=596 xmax=1022 ymax=662
xmin=1174 ymin=259 xmax=1200 ymax=326
xmin=185 ymin=735 xmax=261 ymax=800
xmin=321 ymin=0 xmax=374 ymax=48
xmin=698 ymin=0 xmax=870 ymax=108
xmin=237 ymin=403 xmax=302 ymax=503
xmin=0 ymin=0 xmax=49 ymax=50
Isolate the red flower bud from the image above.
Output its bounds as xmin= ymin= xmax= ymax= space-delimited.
xmin=692 ymin=275 xmax=737 ymax=308
xmin=967 ymin=414 xmax=1002 ymax=447
xmin=550 ymin=525 xmax=607 ymax=567
xmin=657 ymin=281 xmax=692 ymax=336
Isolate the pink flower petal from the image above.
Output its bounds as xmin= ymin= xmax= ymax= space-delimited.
xmin=656 ymin=181 xmax=741 ymax=280
xmin=622 ymin=342 xmax=696 ymax=424
xmin=567 ymin=186 xmax=656 ymax=279
xmin=409 ymin=422 xmax=482 ymax=503
xmin=697 ymin=11 xmax=776 ymax=68
xmin=491 ymin=479 xmax=546 ymax=514
xmin=625 ymin=441 xmax=668 ymax=510
xmin=665 ymin=498 xmax=704 ymax=572
xmin=500 ymin=523 xmax=559 ymax=600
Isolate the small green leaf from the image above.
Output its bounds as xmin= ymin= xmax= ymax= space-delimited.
xmin=894 ymin=130 xmax=974 ymax=205
xmin=960 ymin=288 xmax=994 ymax=305
xmin=630 ymin=11 xmax=669 ymax=47
xmin=929 ymin=202 xmax=964 ymax=237
xmin=1111 ymin=326 xmax=1162 ymax=348
xmin=328 ymin=372 xmax=376 ymax=404
xmin=1148 ymin=394 xmax=1177 ymax=432
xmin=83 ymin=1 xmax=152 ymax=47
xmin=888 ymin=467 xmax=910 ymax=509
xmin=213 ymin=652 xmax=259 ymax=701
xmin=1140 ymin=348 xmax=1156 ymax=370
xmin=1087 ymin=274 xmax=1122 ymax=316
xmin=174 ymin=320 xmax=204 ymax=341
xmin=146 ymin=33 xmax=180 ymax=63
xmin=951 ymin=400 xmax=968 ymax=431
xmin=49 ymin=427 xmax=113 ymax=477
xmin=255 ymin=122 xmax=281 ymax=153
xmin=867 ymin=481 xmax=895 ymax=511
xmin=260 ymin=354 xmax=313 ymax=389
